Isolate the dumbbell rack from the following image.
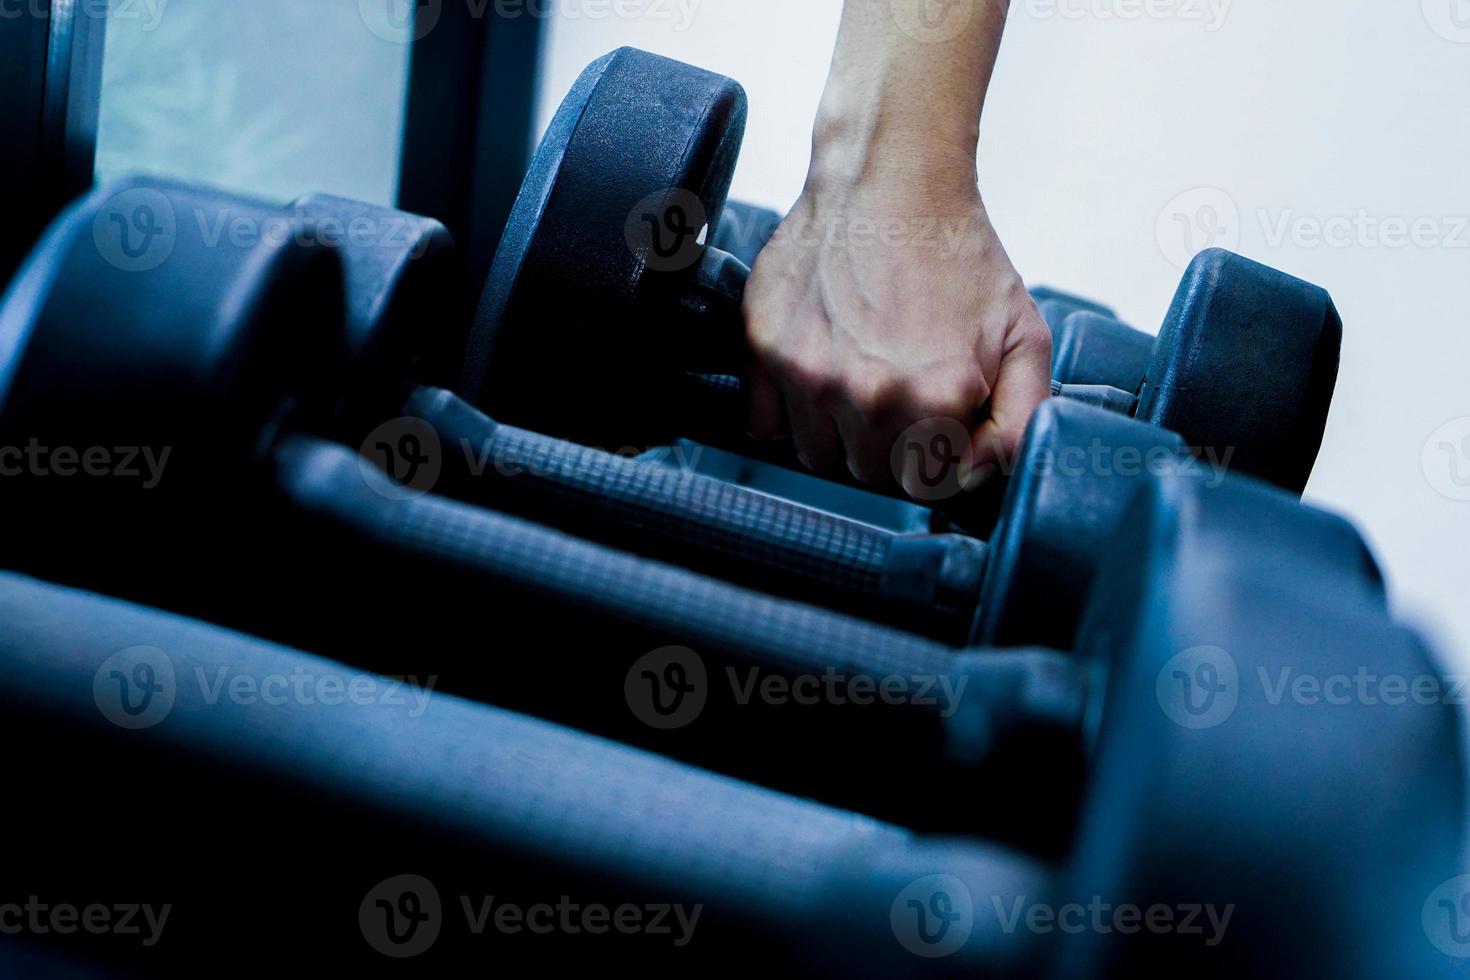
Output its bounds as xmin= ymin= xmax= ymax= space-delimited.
xmin=0 ymin=41 xmax=1463 ymax=980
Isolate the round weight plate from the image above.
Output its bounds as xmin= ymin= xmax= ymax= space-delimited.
xmin=0 ymin=176 xmax=346 ymax=488
xmin=462 ymin=47 xmax=747 ymax=438
xmin=971 ymin=399 xmax=1187 ymax=651
xmin=1136 ymin=249 xmax=1341 ymax=495
xmin=1057 ymin=473 xmax=1454 ymax=977
xmin=289 ymin=193 xmax=459 ymax=428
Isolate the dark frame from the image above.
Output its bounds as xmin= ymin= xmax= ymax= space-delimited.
xmin=0 ymin=0 xmax=107 ymax=282
xmin=397 ymin=3 xmax=547 ymax=294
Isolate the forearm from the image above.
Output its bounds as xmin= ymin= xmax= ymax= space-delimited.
xmin=811 ymin=0 xmax=1010 ymax=188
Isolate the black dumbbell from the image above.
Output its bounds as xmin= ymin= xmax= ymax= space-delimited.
xmin=0 ymin=570 xmax=1458 ymax=976
xmin=463 ymin=48 xmax=1341 ymax=497
xmin=0 ymin=179 xmax=1383 ymax=845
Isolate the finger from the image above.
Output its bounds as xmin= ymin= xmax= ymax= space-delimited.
xmin=745 ymin=358 xmax=786 ymax=440
xmin=835 ymin=367 xmax=908 ymax=485
xmin=968 ymin=311 xmax=1053 ymax=487
xmin=834 ymin=402 xmax=895 ymax=485
xmin=781 ymin=380 xmax=844 ymax=473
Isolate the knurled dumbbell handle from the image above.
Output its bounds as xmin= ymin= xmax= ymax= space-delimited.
xmin=407 ymin=387 xmax=987 ymax=644
xmin=273 ymin=437 xmax=1086 ymax=768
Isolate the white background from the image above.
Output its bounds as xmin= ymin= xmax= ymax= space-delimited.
xmin=542 ymin=0 xmax=1470 ymax=665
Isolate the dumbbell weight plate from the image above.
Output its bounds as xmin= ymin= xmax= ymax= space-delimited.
xmin=1030 ymin=285 xmax=1116 ymax=322
xmin=1141 ymin=248 xmax=1342 ymax=494
xmin=1051 ymin=310 xmax=1157 ymax=393
xmin=463 ymin=47 xmax=748 ymax=440
xmin=287 ymin=192 xmax=460 ymax=434
xmin=1055 ymin=472 xmax=1457 ymax=977
xmin=0 ymin=178 xmax=346 ymax=482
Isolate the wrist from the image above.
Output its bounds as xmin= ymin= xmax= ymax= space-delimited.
xmin=807 ymin=116 xmax=981 ymax=200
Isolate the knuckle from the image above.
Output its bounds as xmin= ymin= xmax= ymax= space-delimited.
xmin=783 ymin=356 xmax=837 ymax=397
xmin=847 ymin=371 xmax=906 ymax=420
xmin=921 ymin=370 xmax=987 ymax=421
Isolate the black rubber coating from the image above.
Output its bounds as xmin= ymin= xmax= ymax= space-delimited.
xmin=1138 ymin=249 xmax=1341 ymax=493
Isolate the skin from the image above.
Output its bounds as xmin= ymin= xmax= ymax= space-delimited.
xmin=743 ymin=0 xmax=1052 ymax=496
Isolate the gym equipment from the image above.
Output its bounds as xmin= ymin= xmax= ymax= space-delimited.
xmin=0 ymin=177 xmax=1385 ymax=843
xmin=414 ymin=390 xmax=1384 ymax=651
xmin=0 ymin=571 xmax=1458 ymax=976
xmin=293 ymin=187 xmax=989 ymax=641
xmin=11 ymin=178 xmax=1380 ymax=653
xmin=0 ymin=179 xmax=1379 ymax=662
xmin=0 ymin=0 xmax=106 ymax=282
xmin=712 ymin=199 xmax=782 ymax=269
xmin=464 ymin=48 xmax=1341 ymax=496
xmin=1050 ymin=309 xmax=1158 ymax=393
xmin=1030 ymin=285 xmax=1116 ymax=322
xmin=258 ymin=426 xmax=1383 ymax=843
